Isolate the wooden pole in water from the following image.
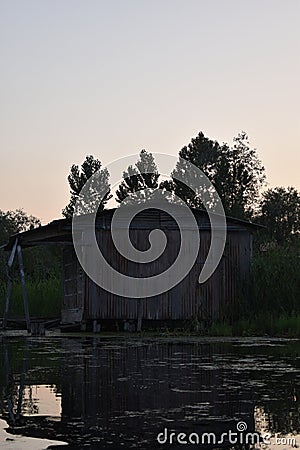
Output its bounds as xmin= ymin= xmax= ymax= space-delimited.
xmin=3 ymin=337 xmax=15 ymax=423
xmin=2 ymin=238 xmax=18 ymax=329
xmin=16 ymin=340 xmax=28 ymax=420
xmin=17 ymin=244 xmax=31 ymax=332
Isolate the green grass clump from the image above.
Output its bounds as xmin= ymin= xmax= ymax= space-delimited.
xmin=272 ymin=314 xmax=300 ymax=337
xmin=252 ymin=241 xmax=300 ymax=317
xmin=208 ymin=322 xmax=232 ymax=337
xmin=207 ymin=315 xmax=300 ymax=338
xmin=0 ymin=276 xmax=61 ymax=318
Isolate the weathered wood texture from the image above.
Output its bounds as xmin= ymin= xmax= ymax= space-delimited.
xmin=61 ymin=246 xmax=84 ymax=323
xmin=2 ymin=208 xmax=256 ymax=324
xmin=61 ymin=209 xmax=254 ymax=323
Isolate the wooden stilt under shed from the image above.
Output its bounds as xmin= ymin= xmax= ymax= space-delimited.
xmin=2 ymin=238 xmax=31 ymax=332
xmin=2 ymin=238 xmax=18 ymax=329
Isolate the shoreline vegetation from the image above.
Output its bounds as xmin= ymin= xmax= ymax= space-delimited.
xmin=0 ymin=298 xmax=299 ymax=339
xmin=0 ymin=324 xmax=299 ymax=340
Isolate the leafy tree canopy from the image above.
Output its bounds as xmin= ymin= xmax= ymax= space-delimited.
xmin=0 ymin=209 xmax=44 ymax=282
xmin=116 ymin=150 xmax=160 ymax=204
xmin=161 ymin=131 xmax=265 ymax=219
xmin=0 ymin=209 xmax=40 ymax=245
xmin=62 ymin=155 xmax=112 ymax=218
xmin=258 ymin=186 xmax=300 ymax=244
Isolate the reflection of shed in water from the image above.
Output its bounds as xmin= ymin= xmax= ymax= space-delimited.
xmin=60 ymin=340 xmax=256 ymax=443
xmin=1 ymin=338 xmax=257 ymax=449
xmin=2 ymin=338 xmax=299 ymax=448
xmin=2 ymin=208 xmax=260 ymax=329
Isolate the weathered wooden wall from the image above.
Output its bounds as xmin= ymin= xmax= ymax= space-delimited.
xmin=61 ymin=247 xmax=84 ymax=323
xmin=61 ymin=209 xmax=253 ymax=324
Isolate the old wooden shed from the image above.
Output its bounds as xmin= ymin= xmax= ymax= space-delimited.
xmin=3 ymin=207 xmax=260 ymax=329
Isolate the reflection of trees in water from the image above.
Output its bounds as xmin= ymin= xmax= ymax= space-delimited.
xmin=0 ymin=337 xmax=299 ymax=447
xmin=23 ymin=386 xmax=39 ymax=415
xmin=60 ymin=340 xmax=300 ymax=440
xmin=0 ymin=338 xmax=61 ymax=422
xmin=255 ymin=399 xmax=300 ymax=436
xmin=1 ymin=336 xmax=29 ymax=423
xmin=226 ymin=343 xmax=300 ymax=436
xmin=252 ymin=364 xmax=300 ymax=436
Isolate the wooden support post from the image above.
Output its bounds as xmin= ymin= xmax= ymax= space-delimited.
xmin=2 ymin=238 xmax=18 ymax=329
xmin=17 ymin=245 xmax=31 ymax=332
xmin=3 ymin=280 xmax=13 ymax=330
xmin=93 ymin=320 xmax=100 ymax=333
xmin=137 ymin=300 xmax=143 ymax=332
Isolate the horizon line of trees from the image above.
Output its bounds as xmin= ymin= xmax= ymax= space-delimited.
xmin=0 ymin=130 xmax=299 ymax=246
xmin=61 ymin=130 xmax=300 ymax=245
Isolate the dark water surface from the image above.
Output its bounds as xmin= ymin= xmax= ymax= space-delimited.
xmin=0 ymin=336 xmax=299 ymax=449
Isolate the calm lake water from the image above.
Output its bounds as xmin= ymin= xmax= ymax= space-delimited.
xmin=0 ymin=336 xmax=299 ymax=449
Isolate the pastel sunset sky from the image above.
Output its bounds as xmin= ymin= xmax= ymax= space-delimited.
xmin=1 ymin=0 xmax=299 ymax=223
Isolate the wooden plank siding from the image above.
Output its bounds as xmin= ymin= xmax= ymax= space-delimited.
xmin=2 ymin=207 xmax=257 ymax=325
xmin=61 ymin=209 xmax=254 ymax=324
xmin=61 ymin=247 xmax=85 ymax=323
